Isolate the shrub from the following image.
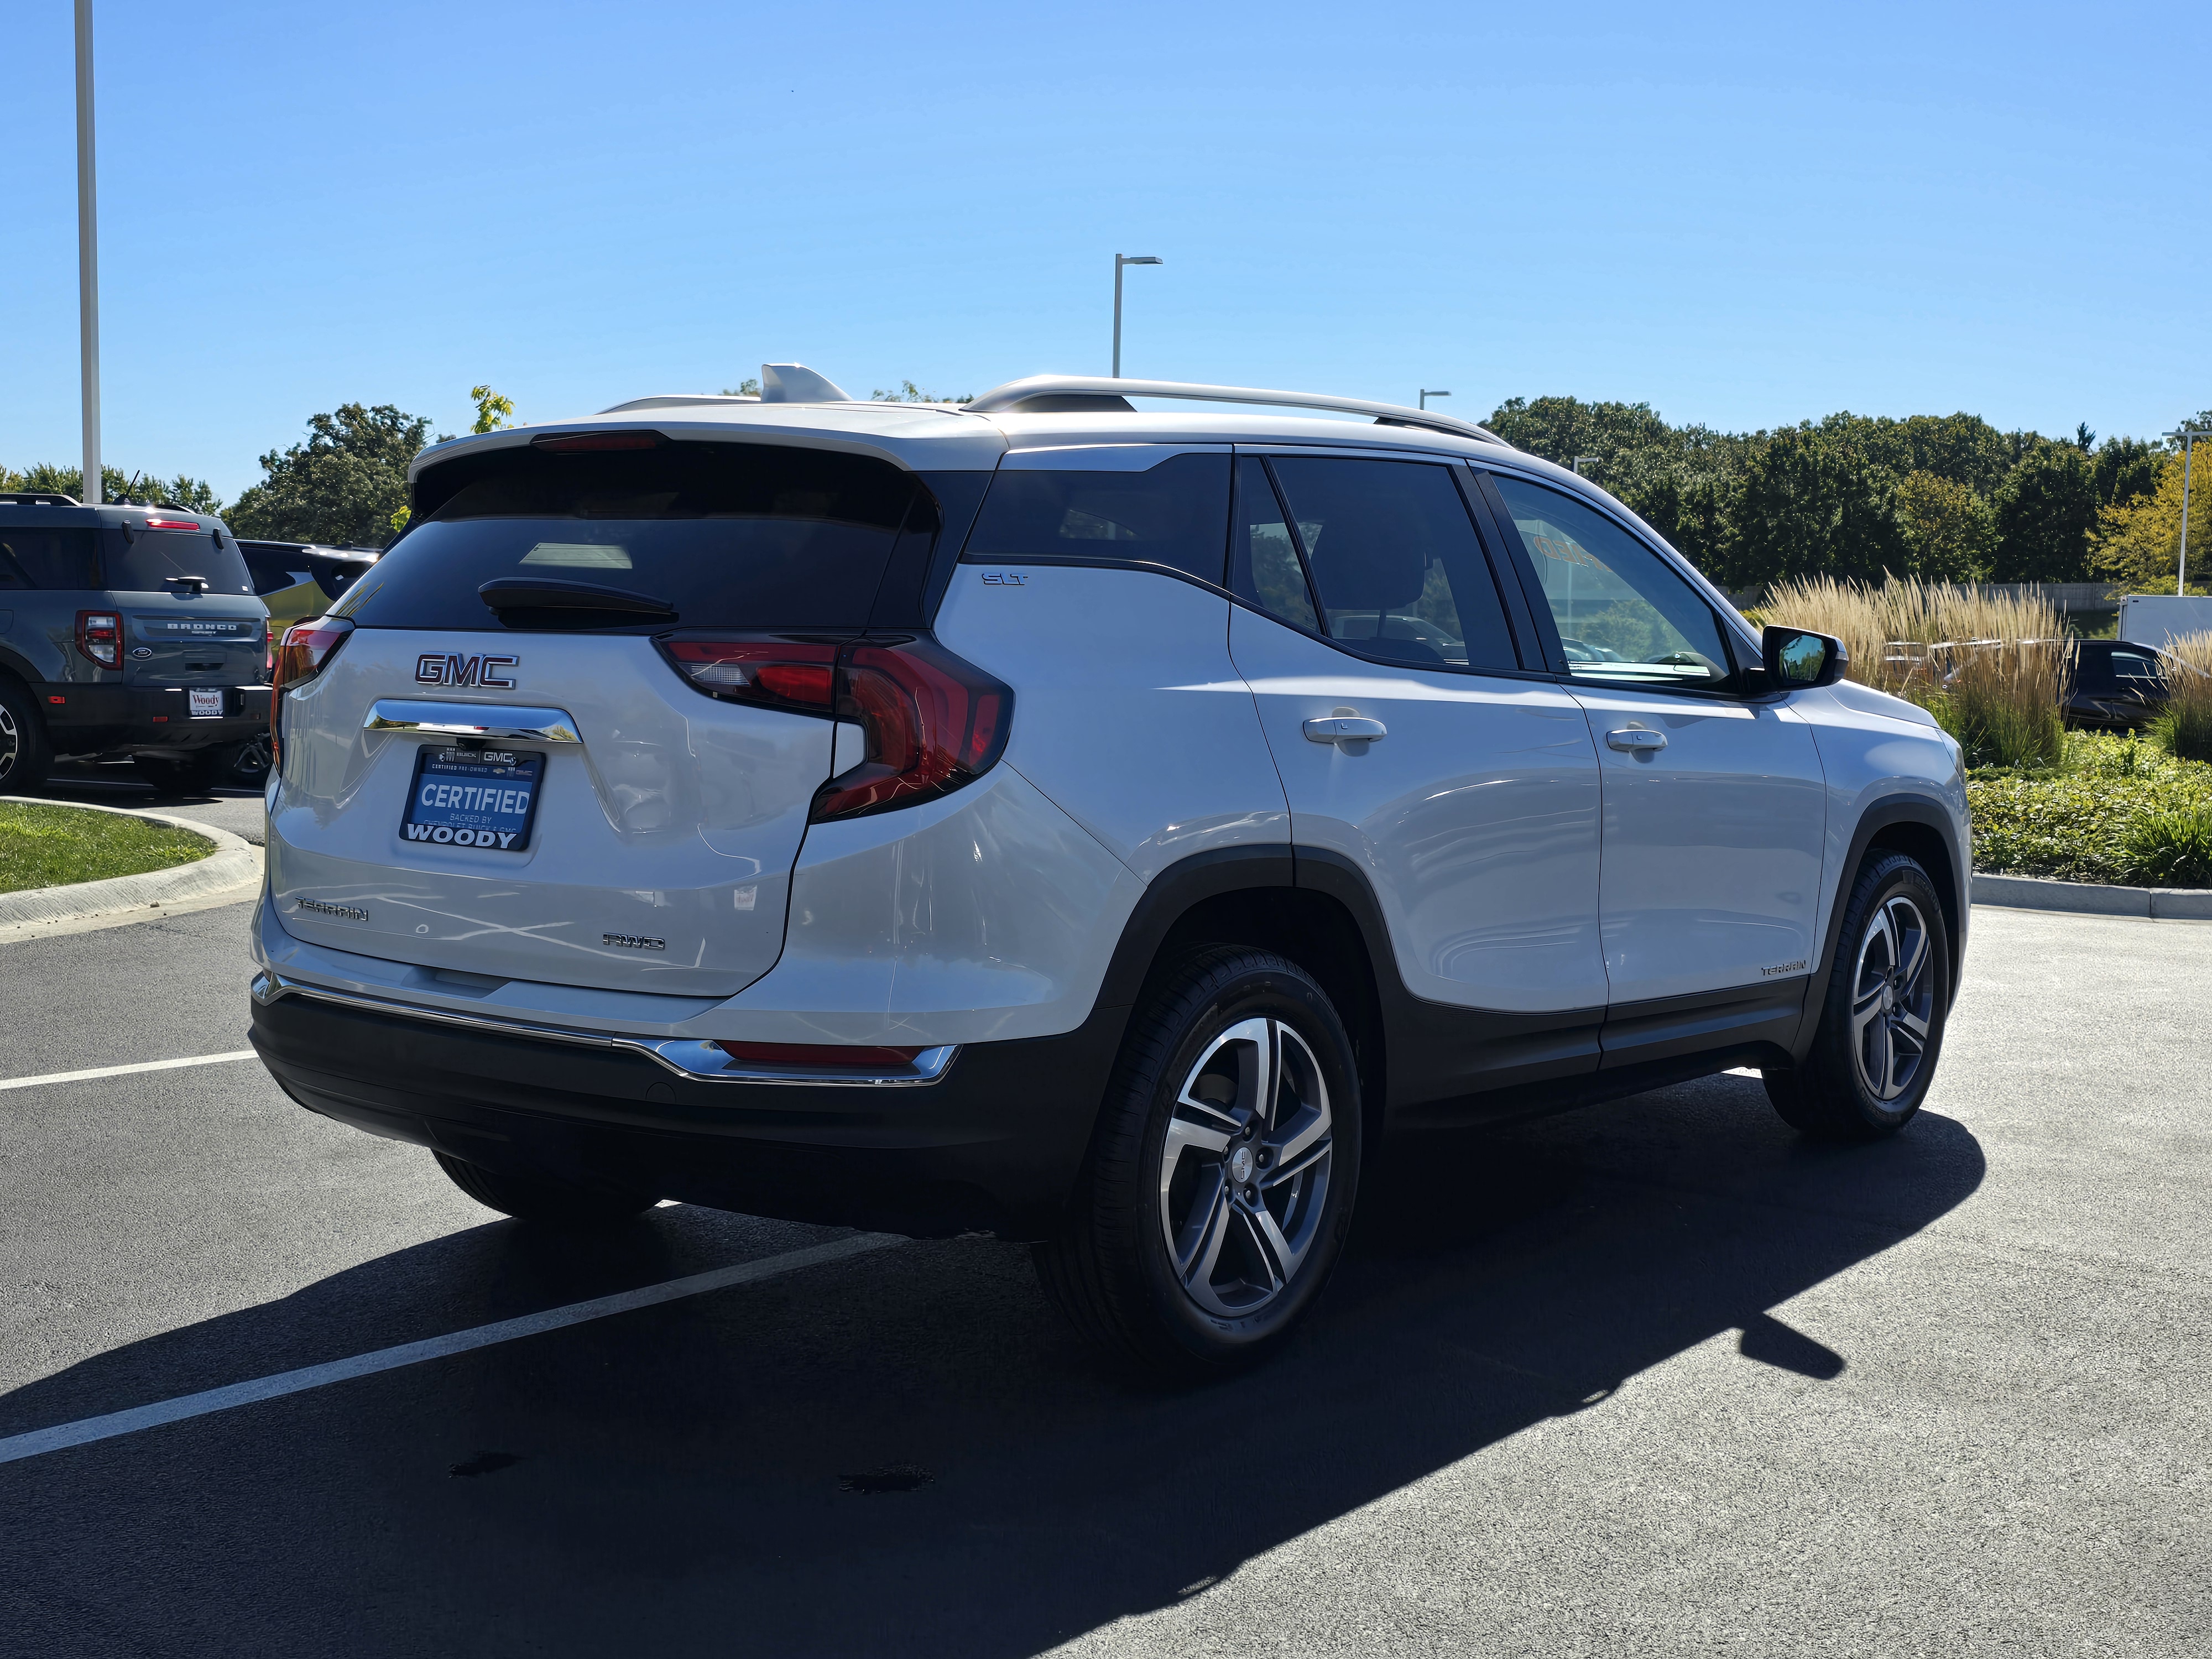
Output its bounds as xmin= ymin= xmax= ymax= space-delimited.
xmin=2151 ymin=631 xmax=2212 ymax=764
xmin=2122 ymin=807 xmax=2212 ymax=888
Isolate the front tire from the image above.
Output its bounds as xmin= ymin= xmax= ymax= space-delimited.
xmin=1767 ymin=852 xmax=1950 ymax=1141
xmin=1034 ymin=946 xmax=1362 ymax=1376
xmin=433 ymin=1151 xmax=655 ymax=1226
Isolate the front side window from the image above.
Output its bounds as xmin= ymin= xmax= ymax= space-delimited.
xmin=1489 ymin=474 xmax=1731 ymax=687
xmin=1264 ymin=456 xmax=1519 ymax=671
xmin=962 ymin=450 xmax=1230 ymax=586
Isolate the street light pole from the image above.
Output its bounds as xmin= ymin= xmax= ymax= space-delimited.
xmin=2172 ymin=429 xmax=2210 ymax=595
xmin=1419 ymin=389 xmax=1451 ymax=410
xmin=74 ymin=0 xmax=101 ymax=505
xmin=1112 ymin=254 xmax=1162 ymax=378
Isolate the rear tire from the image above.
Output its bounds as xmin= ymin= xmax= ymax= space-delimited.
xmin=1034 ymin=946 xmax=1362 ymax=1377
xmin=433 ymin=1151 xmax=655 ymax=1226
xmin=1767 ymin=852 xmax=1950 ymax=1141
xmin=0 ymin=678 xmax=52 ymax=792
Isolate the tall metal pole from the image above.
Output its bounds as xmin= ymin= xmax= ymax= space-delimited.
xmin=75 ymin=0 xmax=101 ymax=506
xmin=2182 ymin=435 xmax=2195 ymax=596
xmin=1112 ymin=254 xmax=1124 ymax=379
xmin=1110 ymin=254 xmax=1160 ymax=379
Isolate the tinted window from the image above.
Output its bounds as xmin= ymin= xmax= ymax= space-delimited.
xmin=1234 ymin=458 xmax=1318 ymax=631
xmin=962 ymin=451 xmax=1230 ymax=586
xmin=103 ymin=526 xmax=254 ymax=596
xmin=340 ymin=442 xmax=920 ymax=630
xmin=1265 ymin=457 xmax=1519 ymax=671
xmin=2112 ymin=650 xmax=2164 ymax=682
xmin=1490 ymin=475 xmax=1730 ymax=687
xmin=0 ymin=528 xmax=100 ymax=591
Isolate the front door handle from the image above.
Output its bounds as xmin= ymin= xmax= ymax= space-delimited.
xmin=1606 ymin=727 xmax=1667 ymax=754
xmin=1303 ymin=716 xmax=1387 ymax=745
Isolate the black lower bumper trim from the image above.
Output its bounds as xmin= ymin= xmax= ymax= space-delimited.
xmin=39 ymin=681 xmax=270 ymax=754
xmin=250 ymin=988 xmax=1126 ymax=1239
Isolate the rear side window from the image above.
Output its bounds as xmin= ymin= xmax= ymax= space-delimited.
xmin=105 ymin=526 xmax=254 ymax=596
xmin=339 ymin=441 xmax=921 ymax=630
xmin=0 ymin=528 xmax=100 ymax=591
xmin=961 ymin=450 xmax=1231 ymax=586
xmin=1263 ymin=457 xmax=1520 ymax=672
xmin=2112 ymin=650 xmax=2164 ymax=683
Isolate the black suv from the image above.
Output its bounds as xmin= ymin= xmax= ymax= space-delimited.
xmin=0 ymin=493 xmax=272 ymax=793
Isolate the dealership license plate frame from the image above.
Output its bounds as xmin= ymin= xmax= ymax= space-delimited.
xmin=400 ymin=744 xmax=547 ymax=853
xmin=188 ymin=688 xmax=225 ymax=719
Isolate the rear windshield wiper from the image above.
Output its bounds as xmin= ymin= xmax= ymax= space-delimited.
xmin=477 ymin=578 xmax=678 ymax=624
xmin=163 ymin=574 xmax=210 ymax=594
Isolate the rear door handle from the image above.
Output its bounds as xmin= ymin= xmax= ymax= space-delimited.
xmin=1606 ymin=727 xmax=1667 ymax=753
xmin=1303 ymin=716 xmax=1387 ymax=745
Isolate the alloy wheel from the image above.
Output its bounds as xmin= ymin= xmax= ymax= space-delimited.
xmin=0 ymin=701 xmax=17 ymax=784
xmin=1851 ymin=895 xmax=1934 ymax=1103
xmin=1157 ymin=1016 xmax=1335 ymax=1318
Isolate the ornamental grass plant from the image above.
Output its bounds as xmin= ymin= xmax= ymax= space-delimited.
xmin=2150 ymin=631 xmax=2212 ymax=764
xmin=1759 ymin=577 xmax=2072 ymax=767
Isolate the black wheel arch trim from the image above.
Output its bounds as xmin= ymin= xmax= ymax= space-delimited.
xmin=1789 ymin=792 xmax=1967 ymax=1063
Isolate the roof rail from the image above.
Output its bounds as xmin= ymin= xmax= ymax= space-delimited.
xmin=0 ymin=491 xmax=82 ymax=507
xmin=964 ymin=375 xmax=1504 ymax=445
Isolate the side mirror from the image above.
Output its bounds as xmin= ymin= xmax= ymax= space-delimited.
xmin=1762 ymin=625 xmax=1848 ymax=689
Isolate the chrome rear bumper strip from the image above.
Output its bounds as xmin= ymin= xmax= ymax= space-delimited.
xmin=249 ymin=971 xmax=957 ymax=1088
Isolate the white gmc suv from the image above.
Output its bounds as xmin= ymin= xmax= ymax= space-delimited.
xmin=249 ymin=368 xmax=1969 ymax=1374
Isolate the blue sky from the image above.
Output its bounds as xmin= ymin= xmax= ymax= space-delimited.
xmin=3 ymin=1 xmax=2206 ymax=500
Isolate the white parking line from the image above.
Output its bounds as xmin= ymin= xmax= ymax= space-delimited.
xmin=0 ymin=1050 xmax=260 ymax=1093
xmin=0 ymin=1232 xmax=899 ymax=1467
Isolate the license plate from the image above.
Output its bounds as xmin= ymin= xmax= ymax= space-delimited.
xmin=189 ymin=689 xmax=225 ymax=719
xmin=400 ymin=747 xmax=545 ymax=853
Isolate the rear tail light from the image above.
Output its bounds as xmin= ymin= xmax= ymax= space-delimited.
xmin=813 ymin=638 xmax=1010 ymax=822
xmin=139 ymin=517 xmax=203 ymax=531
xmin=660 ymin=633 xmax=1011 ymax=822
xmin=270 ymin=616 xmax=355 ymax=766
xmin=273 ymin=617 xmax=354 ymax=695
xmin=75 ymin=611 xmax=122 ymax=668
xmin=661 ymin=638 xmax=840 ymax=714
xmin=714 ymin=1041 xmax=925 ymax=1069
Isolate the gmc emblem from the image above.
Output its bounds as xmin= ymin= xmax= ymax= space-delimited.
xmin=416 ymin=653 xmax=518 ymax=689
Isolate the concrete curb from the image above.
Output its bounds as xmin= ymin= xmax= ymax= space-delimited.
xmin=1972 ymin=871 xmax=2212 ymax=920
xmin=0 ymin=796 xmax=263 ymax=942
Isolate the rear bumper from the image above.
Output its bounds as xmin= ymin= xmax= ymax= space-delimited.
xmin=248 ymin=974 xmax=1125 ymax=1239
xmin=39 ymin=682 xmax=270 ymax=754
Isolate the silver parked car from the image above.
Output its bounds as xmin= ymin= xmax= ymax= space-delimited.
xmin=249 ymin=368 xmax=1969 ymax=1374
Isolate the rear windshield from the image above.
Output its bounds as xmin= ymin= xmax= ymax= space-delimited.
xmin=105 ymin=526 xmax=255 ymax=597
xmin=338 ymin=441 xmax=920 ymax=630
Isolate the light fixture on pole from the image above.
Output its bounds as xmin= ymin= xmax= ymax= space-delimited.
xmin=1112 ymin=254 xmax=1162 ymax=379
xmin=2169 ymin=428 xmax=2210 ymax=595
xmin=75 ymin=0 xmax=101 ymax=506
xmin=1419 ymin=389 xmax=1451 ymax=410
xmin=1573 ymin=456 xmax=1600 ymax=477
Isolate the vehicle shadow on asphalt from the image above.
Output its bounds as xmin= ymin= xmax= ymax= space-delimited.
xmin=0 ymin=1073 xmax=1984 ymax=1657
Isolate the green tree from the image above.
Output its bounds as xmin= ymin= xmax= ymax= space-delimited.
xmin=1 ymin=461 xmax=221 ymax=512
xmin=2091 ymin=448 xmax=2212 ymax=594
xmin=870 ymin=380 xmax=973 ymax=404
xmin=469 ymin=385 xmax=515 ymax=434
xmin=1894 ymin=471 xmax=1995 ymax=583
xmin=226 ymin=403 xmax=431 ymax=547
xmin=1990 ymin=445 xmax=2100 ymax=583
xmin=721 ymin=378 xmax=762 ymax=396
xmin=2092 ymin=435 xmax=2162 ymax=514
xmin=1714 ymin=425 xmax=1907 ymax=590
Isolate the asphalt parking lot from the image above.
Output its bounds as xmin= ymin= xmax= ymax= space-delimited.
xmin=2 ymin=858 xmax=2207 ymax=1656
